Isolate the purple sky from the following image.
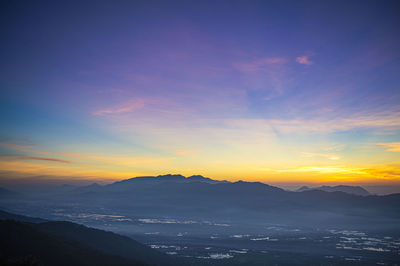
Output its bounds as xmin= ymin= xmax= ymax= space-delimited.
xmin=1 ymin=0 xmax=400 ymax=190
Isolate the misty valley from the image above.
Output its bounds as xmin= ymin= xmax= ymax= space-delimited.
xmin=1 ymin=174 xmax=399 ymax=265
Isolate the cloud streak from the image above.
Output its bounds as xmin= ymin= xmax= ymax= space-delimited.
xmin=267 ymin=111 xmax=400 ymax=134
xmin=0 ymin=154 xmax=71 ymax=163
xmin=234 ymin=57 xmax=287 ymax=72
xmin=93 ymin=98 xmax=146 ymax=116
xmin=301 ymin=152 xmax=341 ymax=160
xmin=277 ymin=165 xmax=368 ymax=175
xmin=0 ymin=142 xmax=33 ymax=152
xmin=377 ymin=142 xmax=400 ymax=152
xmin=233 ymin=57 xmax=291 ymax=100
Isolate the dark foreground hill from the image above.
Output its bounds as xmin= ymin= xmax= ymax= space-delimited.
xmin=0 ymin=210 xmax=179 ymax=266
xmin=0 ymin=220 xmax=148 ymax=266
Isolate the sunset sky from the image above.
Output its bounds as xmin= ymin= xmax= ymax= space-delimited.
xmin=1 ymin=0 xmax=399 ymax=189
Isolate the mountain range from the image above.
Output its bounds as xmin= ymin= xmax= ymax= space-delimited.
xmin=2 ymin=174 xmax=397 ymax=230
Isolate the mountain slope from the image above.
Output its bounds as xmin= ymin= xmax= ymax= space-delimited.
xmin=0 ymin=220 xmax=148 ymax=266
xmin=36 ymin=221 xmax=178 ymax=266
xmin=0 ymin=209 xmax=47 ymax=223
xmin=0 ymin=210 xmax=179 ymax=266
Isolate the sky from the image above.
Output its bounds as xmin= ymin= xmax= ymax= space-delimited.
xmin=0 ymin=0 xmax=400 ymax=190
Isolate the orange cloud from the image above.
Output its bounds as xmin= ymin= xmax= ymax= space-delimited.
xmin=377 ymin=142 xmax=400 ymax=152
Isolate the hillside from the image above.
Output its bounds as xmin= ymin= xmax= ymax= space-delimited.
xmin=0 ymin=210 xmax=179 ymax=266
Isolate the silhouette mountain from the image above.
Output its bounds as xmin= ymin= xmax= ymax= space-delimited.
xmin=104 ymin=174 xmax=228 ymax=192
xmin=0 ymin=220 xmax=148 ymax=266
xmin=0 ymin=210 xmax=179 ymax=266
xmin=187 ymin=175 xmax=228 ymax=184
xmin=35 ymin=174 xmax=398 ymax=228
xmin=296 ymin=185 xmax=370 ymax=196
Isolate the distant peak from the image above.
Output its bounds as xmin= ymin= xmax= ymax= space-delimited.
xmin=234 ymin=180 xmax=263 ymax=185
xmin=156 ymin=174 xmax=186 ymax=180
xmin=188 ymin=175 xmax=207 ymax=180
xmin=108 ymin=174 xmax=232 ymax=187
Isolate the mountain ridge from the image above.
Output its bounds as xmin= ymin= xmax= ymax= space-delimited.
xmin=296 ymin=185 xmax=370 ymax=196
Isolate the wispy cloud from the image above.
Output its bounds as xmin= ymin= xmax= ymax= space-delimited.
xmin=204 ymin=111 xmax=400 ymax=138
xmin=377 ymin=142 xmax=400 ymax=152
xmin=0 ymin=154 xmax=71 ymax=163
xmin=0 ymin=143 xmax=33 ymax=152
xmin=93 ymin=98 xmax=146 ymax=116
xmin=268 ymin=111 xmax=400 ymax=134
xmin=296 ymin=55 xmax=314 ymax=65
xmin=233 ymin=57 xmax=290 ymax=99
xmin=234 ymin=57 xmax=287 ymax=72
xmin=323 ymin=144 xmax=346 ymax=152
xmin=301 ymin=152 xmax=340 ymax=160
